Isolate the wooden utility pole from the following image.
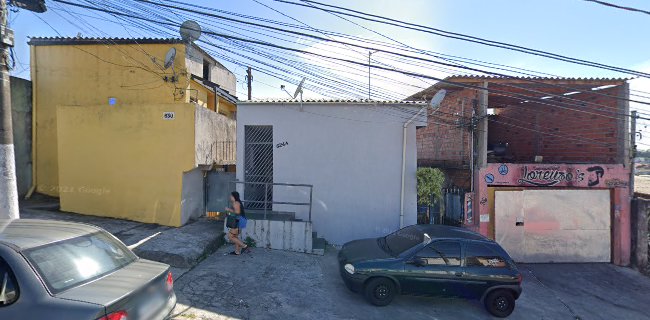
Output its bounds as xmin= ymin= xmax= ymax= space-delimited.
xmin=0 ymin=1 xmax=18 ymax=219
xmin=246 ymin=67 xmax=252 ymax=101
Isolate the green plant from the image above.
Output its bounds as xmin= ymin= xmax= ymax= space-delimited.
xmin=417 ymin=168 xmax=445 ymax=207
xmin=244 ymin=236 xmax=257 ymax=248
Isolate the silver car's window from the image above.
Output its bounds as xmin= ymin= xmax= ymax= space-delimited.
xmin=23 ymin=231 xmax=137 ymax=293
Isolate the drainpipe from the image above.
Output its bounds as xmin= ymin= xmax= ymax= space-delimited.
xmin=400 ymin=106 xmax=427 ymax=229
xmin=400 ymin=89 xmax=446 ymax=229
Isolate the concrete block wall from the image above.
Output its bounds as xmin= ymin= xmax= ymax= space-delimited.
xmin=224 ymin=219 xmax=315 ymax=254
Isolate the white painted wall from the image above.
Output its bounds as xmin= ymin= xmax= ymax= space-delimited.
xmin=236 ymin=102 xmax=425 ymax=245
xmin=195 ymin=105 xmax=236 ymax=166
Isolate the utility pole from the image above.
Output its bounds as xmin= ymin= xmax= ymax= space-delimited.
xmin=631 ymin=110 xmax=638 ymax=197
xmin=368 ymin=50 xmax=378 ymax=100
xmin=1 ymin=1 xmax=46 ymax=218
xmin=246 ymin=66 xmax=252 ymax=101
xmin=0 ymin=1 xmax=18 ymax=219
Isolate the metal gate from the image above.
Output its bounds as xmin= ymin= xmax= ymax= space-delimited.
xmin=244 ymin=125 xmax=273 ymax=209
xmin=443 ymin=188 xmax=464 ymax=226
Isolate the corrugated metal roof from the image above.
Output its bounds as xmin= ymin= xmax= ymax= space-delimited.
xmin=444 ymin=75 xmax=631 ymax=81
xmin=28 ymin=37 xmax=184 ymax=46
xmin=241 ymin=98 xmax=426 ymax=104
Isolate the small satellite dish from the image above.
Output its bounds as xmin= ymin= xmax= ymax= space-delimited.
xmin=180 ymin=20 xmax=202 ymax=43
xmin=429 ymin=89 xmax=447 ymax=109
xmin=163 ymin=47 xmax=176 ymax=69
xmin=293 ymin=77 xmax=306 ymax=99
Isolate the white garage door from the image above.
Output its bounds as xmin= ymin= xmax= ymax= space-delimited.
xmin=495 ymin=189 xmax=611 ymax=263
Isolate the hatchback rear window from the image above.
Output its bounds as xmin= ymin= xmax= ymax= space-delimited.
xmin=465 ymin=243 xmax=508 ymax=268
xmin=23 ymin=231 xmax=137 ymax=293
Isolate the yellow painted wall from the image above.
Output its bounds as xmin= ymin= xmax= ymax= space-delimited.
xmin=56 ymin=103 xmax=196 ymax=227
xmin=218 ymin=98 xmax=237 ymax=119
xmin=31 ymin=42 xmax=189 ymax=196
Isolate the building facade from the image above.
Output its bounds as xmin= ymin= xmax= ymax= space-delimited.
xmin=411 ymin=76 xmax=632 ymax=266
xmin=235 ymin=100 xmax=426 ymax=245
xmin=29 ymin=37 xmax=237 ymax=226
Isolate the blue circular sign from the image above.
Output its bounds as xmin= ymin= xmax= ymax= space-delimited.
xmin=498 ymin=164 xmax=509 ymax=175
xmin=485 ymin=173 xmax=495 ymax=184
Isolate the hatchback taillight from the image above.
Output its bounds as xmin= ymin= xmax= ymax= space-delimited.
xmin=99 ymin=310 xmax=128 ymax=320
xmin=517 ymin=274 xmax=523 ymax=284
xmin=166 ymin=271 xmax=173 ymax=292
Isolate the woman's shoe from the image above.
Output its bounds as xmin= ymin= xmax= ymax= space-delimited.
xmin=229 ymin=251 xmax=240 ymax=255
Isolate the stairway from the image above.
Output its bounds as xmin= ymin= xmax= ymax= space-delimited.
xmin=223 ymin=209 xmax=327 ymax=255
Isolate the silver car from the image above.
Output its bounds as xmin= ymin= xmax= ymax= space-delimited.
xmin=0 ymin=219 xmax=176 ymax=319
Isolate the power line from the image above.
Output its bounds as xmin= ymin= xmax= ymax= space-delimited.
xmin=117 ymin=0 xmax=650 ymax=111
xmin=583 ymin=0 xmax=650 ymax=16
xmin=273 ymin=0 xmax=650 ymax=78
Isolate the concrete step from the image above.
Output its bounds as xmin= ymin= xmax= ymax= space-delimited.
xmin=312 ymin=237 xmax=326 ymax=256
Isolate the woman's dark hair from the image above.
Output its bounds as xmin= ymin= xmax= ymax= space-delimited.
xmin=231 ymin=191 xmax=245 ymax=217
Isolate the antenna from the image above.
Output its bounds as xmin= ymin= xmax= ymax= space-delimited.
xmin=163 ymin=47 xmax=176 ymax=69
xmin=280 ymin=78 xmax=307 ymax=112
xmin=429 ymin=89 xmax=447 ymax=109
xmin=293 ymin=77 xmax=305 ymax=99
xmin=179 ymin=20 xmax=201 ymax=43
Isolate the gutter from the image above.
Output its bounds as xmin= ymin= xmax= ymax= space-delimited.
xmin=399 ymin=107 xmax=427 ymax=228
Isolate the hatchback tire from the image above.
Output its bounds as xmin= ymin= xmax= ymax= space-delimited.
xmin=363 ymin=278 xmax=396 ymax=306
xmin=484 ymin=289 xmax=515 ymax=318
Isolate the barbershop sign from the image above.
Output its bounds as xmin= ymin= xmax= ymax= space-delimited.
xmin=482 ymin=164 xmax=628 ymax=188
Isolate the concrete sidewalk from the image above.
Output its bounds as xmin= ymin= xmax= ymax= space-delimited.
xmin=20 ymin=195 xmax=225 ymax=278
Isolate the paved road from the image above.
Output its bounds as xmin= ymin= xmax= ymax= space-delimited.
xmin=170 ymin=246 xmax=650 ymax=320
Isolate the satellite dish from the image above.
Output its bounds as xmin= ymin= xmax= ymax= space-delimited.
xmin=163 ymin=47 xmax=176 ymax=69
xmin=429 ymin=89 xmax=447 ymax=109
xmin=293 ymin=77 xmax=306 ymax=99
xmin=180 ymin=20 xmax=202 ymax=43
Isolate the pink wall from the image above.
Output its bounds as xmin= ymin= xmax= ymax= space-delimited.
xmin=464 ymin=163 xmax=630 ymax=266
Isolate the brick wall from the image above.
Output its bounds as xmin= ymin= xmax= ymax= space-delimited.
xmin=416 ymin=88 xmax=479 ymax=168
xmin=488 ymin=85 xmax=624 ymax=164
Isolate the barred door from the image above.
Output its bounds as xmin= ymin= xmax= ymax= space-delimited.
xmin=244 ymin=125 xmax=273 ymax=209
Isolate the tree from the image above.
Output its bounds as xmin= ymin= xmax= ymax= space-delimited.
xmin=416 ymin=168 xmax=445 ymax=207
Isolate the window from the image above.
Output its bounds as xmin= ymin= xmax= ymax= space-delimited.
xmin=24 ymin=231 xmax=137 ymax=294
xmin=0 ymin=257 xmax=19 ymax=306
xmin=465 ymin=243 xmax=508 ymax=268
xmin=385 ymin=225 xmax=425 ymax=256
xmin=415 ymin=241 xmax=461 ymax=266
xmin=202 ymin=59 xmax=211 ymax=80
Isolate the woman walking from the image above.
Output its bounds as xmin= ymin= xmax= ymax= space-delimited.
xmin=225 ymin=191 xmax=250 ymax=255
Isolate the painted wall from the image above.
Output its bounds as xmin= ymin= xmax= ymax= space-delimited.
xmin=236 ymin=102 xmax=425 ymax=245
xmin=56 ymin=103 xmax=195 ymax=227
xmin=10 ymin=76 xmax=32 ymax=196
xmin=467 ymin=163 xmax=630 ymax=265
xmin=195 ymin=106 xmax=236 ymax=166
xmin=31 ymin=42 xmax=187 ymax=196
xmin=185 ymin=46 xmax=236 ymax=96
xmin=181 ymin=167 xmax=205 ymax=224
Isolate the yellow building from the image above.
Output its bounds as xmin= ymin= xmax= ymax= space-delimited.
xmin=29 ymin=37 xmax=237 ymax=226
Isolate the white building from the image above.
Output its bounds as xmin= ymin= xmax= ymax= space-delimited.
xmin=235 ymin=100 xmax=427 ymax=245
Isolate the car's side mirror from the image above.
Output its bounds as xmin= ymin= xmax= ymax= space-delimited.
xmin=407 ymin=258 xmax=426 ymax=267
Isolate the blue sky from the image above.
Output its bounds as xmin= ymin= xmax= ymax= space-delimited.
xmin=9 ymin=0 xmax=650 ymax=105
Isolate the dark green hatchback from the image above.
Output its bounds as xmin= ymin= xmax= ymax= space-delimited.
xmin=338 ymin=224 xmax=522 ymax=318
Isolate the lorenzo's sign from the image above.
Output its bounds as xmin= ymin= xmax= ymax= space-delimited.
xmin=518 ymin=166 xmax=585 ymax=186
xmin=480 ymin=164 xmax=628 ymax=189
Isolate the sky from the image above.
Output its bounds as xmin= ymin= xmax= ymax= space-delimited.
xmin=8 ymin=0 xmax=650 ymax=139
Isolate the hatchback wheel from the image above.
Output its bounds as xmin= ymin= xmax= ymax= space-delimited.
xmin=363 ymin=278 xmax=396 ymax=306
xmin=484 ymin=289 xmax=515 ymax=318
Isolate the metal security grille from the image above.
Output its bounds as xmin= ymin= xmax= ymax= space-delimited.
xmin=244 ymin=125 xmax=273 ymax=209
